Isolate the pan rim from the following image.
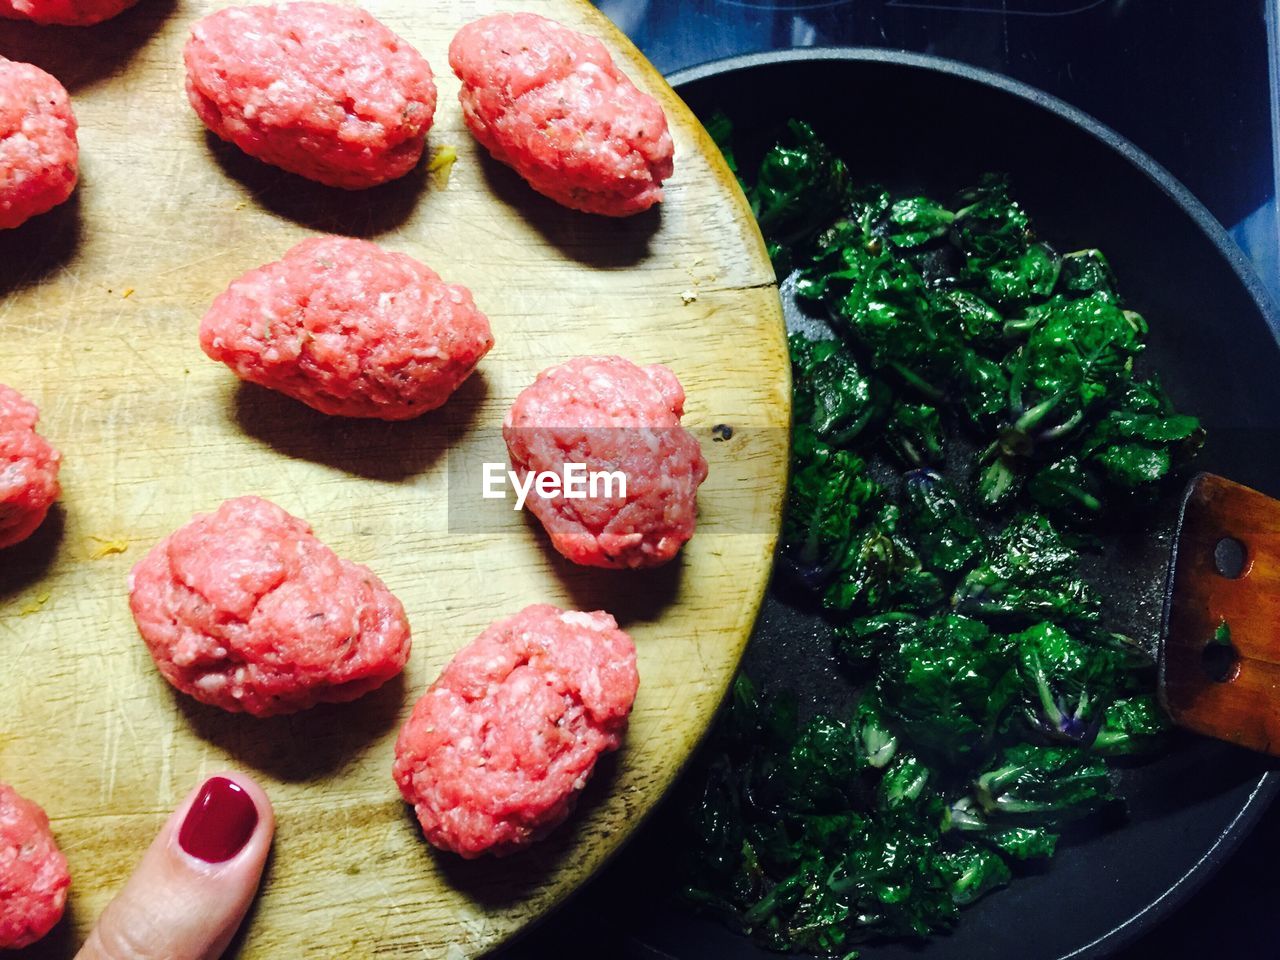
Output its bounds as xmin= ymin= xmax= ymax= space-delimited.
xmin=667 ymin=46 xmax=1280 ymax=960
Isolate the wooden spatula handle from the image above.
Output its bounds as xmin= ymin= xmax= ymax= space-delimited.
xmin=1161 ymin=472 xmax=1280 ymax=755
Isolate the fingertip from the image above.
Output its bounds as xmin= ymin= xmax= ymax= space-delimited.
xmin=77 ymin=772 xmax=276 ymax=960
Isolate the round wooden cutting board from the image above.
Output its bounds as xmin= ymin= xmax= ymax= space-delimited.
xmin=0 ymin=1 xmax=787 ymax=957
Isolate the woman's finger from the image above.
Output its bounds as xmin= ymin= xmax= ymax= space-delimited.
xmin=76 ymin=772 xmax=275 ymax=960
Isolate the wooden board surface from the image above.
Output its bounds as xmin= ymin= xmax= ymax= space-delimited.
xmin=0 ymin=2 xmax=788 ymax=956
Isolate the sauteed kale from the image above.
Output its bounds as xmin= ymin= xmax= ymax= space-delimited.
xmin=683 ymin=119 xmax=1203 ymax=956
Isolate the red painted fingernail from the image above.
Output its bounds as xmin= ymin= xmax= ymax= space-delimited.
xmin=178 ymin=777 xmax=259 ymax=863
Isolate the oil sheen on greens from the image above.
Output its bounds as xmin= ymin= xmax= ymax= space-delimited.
xmin=683 ymin=118 xmax=1203 ymax=958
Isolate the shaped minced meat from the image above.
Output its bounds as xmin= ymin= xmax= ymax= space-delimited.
xmin=393 ymin=604 xmax=638 ymax=859
xmin=184 ymin=3 xmax=436 ymax=189
xmin=0 ymin=58 xmax=77 ymax=230
xmin=0 ymin=784 xmax=69 ymax=950
xmin=449 ymin=12 xmax=673 ymax=216
xmin=128 ymin=496 xmax=411 ymax=717
xmin=200 ymin=236 xmax=493 ymax=420
xmin=0 ymin=0 xmax=135 ymax=26
xmin=0 ymin=384 xmax=61 ymax=550
xmin=504 ymin=356 xmax=708 ymax=569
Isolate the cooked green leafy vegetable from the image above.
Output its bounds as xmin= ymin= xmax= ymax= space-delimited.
xmin=951 ymin=513 xmax=1100 ymax=625
xmin=876 ymin=615 xmax=1014 ymax=760
xmin=684 ymin=118 xmax=1199 ymax=957
xmin=780 ymin=432 xmax=880 ymax=592
xmin=821 ymin=502 xmax=943 ymax=615
xmin=1081 ymin=378 xmax=1205 ymax=490
xmin=791 ymin=336 xmax=890 ymax=447
xmin=1059 ymin=248 xmax=1117 ymax=299
xmin=973 ymin=743 xmax=1114 ymax=821
xmin=951 ymin=173 xmax=1031 ymax=261
xmin=704 ymin=110 xmax=740 ymax=182
xmin=979 ymin=824 xmax=1060 ymax=861
xmin=888 ymin=196 xmax=956 ymax=248
xmin=749 ymin=119 xmax=853 ymax=270
xmin=1093 ymin=694 xmax=1170 ymax=754
xmin=901 ymin=471 xmax=983 ymax=574
xmin=941 ymin=843 xmax=1012 ymax=905
xmin=884 ymin=402 xmax=945 ymax=468
xmin=1007 ymin=622 xmax=1126 ymax=743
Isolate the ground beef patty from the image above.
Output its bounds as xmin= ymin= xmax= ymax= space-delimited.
xmin=394 ymin=604 xmax=638 ymax=859
xmin=0 ymin=58 xmax=77 ymax=230
xmin=0 ymin=0 xmax=135 ymax=25
xmin=200 ymin=236 xmax=493 ymax=420
xmin=0 ymin=784 xmax=69 ymax=950
xmin=0 ymin=384 xmax=61 ymax=550
xmin=504 ymin=356 xmax=708 ymax=569
xmin=184 ymin=3 xmax=436 ymax=189
xmin=449 ymin=12 xmax=673 ymax=216
xmin=129 ymin=496 xmax=411 ymax=717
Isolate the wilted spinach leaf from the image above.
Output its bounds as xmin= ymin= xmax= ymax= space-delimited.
xmin=876 ymin=615 xmax=1015 ymax=760
xmin=952 ymin=513 xmax=1101 ymax=624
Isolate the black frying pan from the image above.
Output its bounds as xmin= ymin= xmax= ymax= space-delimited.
xmin=507 ymin=49 xmax=1280 ymax=960
xmin=665 ymin=48 xmax=1280 ymax=960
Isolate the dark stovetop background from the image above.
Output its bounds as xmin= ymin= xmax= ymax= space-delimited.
xmin=504 ymin=3 xmax=1280 ymax=958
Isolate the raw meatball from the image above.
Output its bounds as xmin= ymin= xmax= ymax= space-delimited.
xmin=128 ymin=496 xmax=411 ymax=717
xmin=393 ymin=604 xmax=638 ymax=858
xmin=0 ymin=0 xmax=135 ymax=26
xmin=449 ymin=12 xmax=673 ymax=216
xmin=0 ymin=384 xmax=61 ymax=550
xmin=184 ymin=3 xmax=437 ymax=189
xmin=504 ymin=356 xmax=708 ymax=569
xmin=0 ymin=784 xmax=69 ymax=950
xmin=200 ymin=236 xmax=493 ymax=420
xmin=0 ymin=58 xmax=77 ymax=230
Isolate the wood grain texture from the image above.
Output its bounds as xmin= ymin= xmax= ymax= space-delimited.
xmin=1161 ymin=473 xmax=1280 ymax=755
xmin=0 ymin=1 xmax=788 ymax=956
